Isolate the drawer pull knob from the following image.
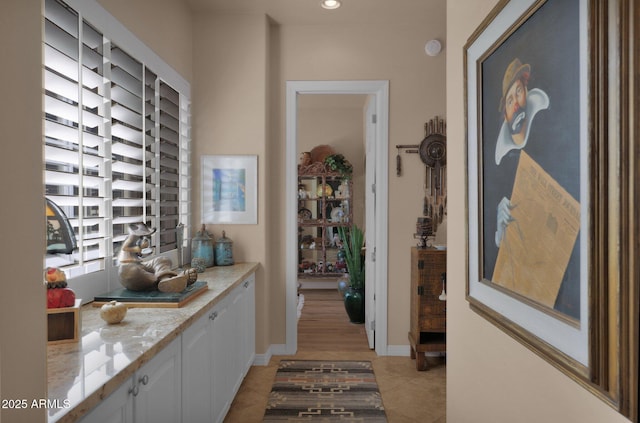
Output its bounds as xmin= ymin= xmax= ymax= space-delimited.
xmin=129 ymin=384 xmax=139 ymax=397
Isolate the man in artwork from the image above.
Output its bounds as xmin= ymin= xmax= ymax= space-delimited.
xmin=494 ymin=58 xmax=550 ymax=246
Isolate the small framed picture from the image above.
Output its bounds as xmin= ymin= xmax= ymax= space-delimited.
xmin=201 ymin=155 xmax=258 ymax=224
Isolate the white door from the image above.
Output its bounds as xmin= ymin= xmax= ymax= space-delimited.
xmin=364 ymin=97 xmax=376 ymax=349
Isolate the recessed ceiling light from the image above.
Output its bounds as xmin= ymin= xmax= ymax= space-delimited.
xmin=320 ymin=0 xmax=341 ymax=10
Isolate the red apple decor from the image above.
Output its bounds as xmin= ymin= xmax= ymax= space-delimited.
xmin=45 ymin=267 xmax=76 ymax=309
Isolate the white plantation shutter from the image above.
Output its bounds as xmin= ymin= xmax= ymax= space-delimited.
xmin=179 ymin=96 xmax=192 ymax=254
xmin=44 ymin=0 xmax=191 ymax=283
xmin=44 ymin=0 xmax=108 ymax=275
xmin=158 ymin=82 xmax=181 ymax=252
xmin=111 ymin=45 xmax=148 ymax=255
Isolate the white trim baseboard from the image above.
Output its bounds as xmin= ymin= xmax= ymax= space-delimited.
xmin=253 ymin=344 xmax=444 ymax=366
xmin=387 ymin=345 xmax=411 ymax=356
xmin=252 ymin=344 xmax=290 ymax=366
xmin=386 ymin=345 xmax=445 ymax=358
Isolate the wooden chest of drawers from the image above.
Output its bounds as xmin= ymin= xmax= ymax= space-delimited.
xmin=408 ymin=247 xmax=446 ymax=370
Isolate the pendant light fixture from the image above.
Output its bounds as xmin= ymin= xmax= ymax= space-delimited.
xmin=320 ymin=0 xmax=341 ymax=10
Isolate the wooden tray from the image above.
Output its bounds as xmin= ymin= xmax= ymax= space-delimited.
xmin=93 ymin=281 xmax=208 ymax=308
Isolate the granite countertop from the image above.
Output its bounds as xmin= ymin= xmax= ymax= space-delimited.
xmin=46 ymin=262 xmax=259 ymax=423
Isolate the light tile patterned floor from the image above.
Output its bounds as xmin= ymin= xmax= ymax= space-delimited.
xmin=224 ymin=289 xmax=446 ymax=423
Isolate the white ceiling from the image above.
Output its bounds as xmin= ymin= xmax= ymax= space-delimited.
xmin=183 ymin=0 xmax=442 ymax=26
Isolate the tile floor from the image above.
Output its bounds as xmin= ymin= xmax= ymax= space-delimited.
xmin=224 ymin=290 xmax=447 ymax=423
xmin=225 ymin=353 xmax=446 ymax=423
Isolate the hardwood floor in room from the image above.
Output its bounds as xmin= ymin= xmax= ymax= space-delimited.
xmin=296 ymin=288 xmax=370 ymax=352
xmin=224 ymin=289 xmax=447 ymax=423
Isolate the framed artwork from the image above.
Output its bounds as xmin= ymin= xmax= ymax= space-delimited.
xmin=465 ymin=0 xmax=637 ymax=419
xmin=201 ymin=155 xmax=258 ymax=224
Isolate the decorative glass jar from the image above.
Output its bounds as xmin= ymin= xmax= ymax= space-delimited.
xmin=191 ymin=224 xmax=214 ymax=271
xmin=215 ymin=231 xmax=234 ymax=266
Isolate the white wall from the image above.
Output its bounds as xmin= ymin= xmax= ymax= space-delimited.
xmin=446 ymin=1 xmax=632 ymax=422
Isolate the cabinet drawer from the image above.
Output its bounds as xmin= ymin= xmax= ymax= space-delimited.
xmin=420 ymin=316 xmax=446 ymax=330
xmin=420 ymin=302 xmax=445 ymax=316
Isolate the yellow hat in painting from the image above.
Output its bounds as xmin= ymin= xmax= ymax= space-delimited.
xmin=499 ymin=58 xmax=531 ymax=112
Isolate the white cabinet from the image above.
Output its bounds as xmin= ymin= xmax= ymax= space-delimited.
xmin=80 ymin=275 xmax=255 ymax=423
xmin=212 ymin=295 xmax=234 ymax=421
xmin=79 ymin=380 xmax=133 ymax=423
xmin=181 ymin=308 xmax=214 ymax=423
xmin=134 ymin=337 xmax=182 ymax=423
xmin=80 ymin=337 xmax=181 ymax=423
xmin=182 ymin=274 xmax=256 ymax=423
xmin=238 ymin=276 xmax=256 ymax=376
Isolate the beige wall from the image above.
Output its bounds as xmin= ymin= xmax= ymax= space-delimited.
xmin=5 ymin=1 xmax=632 ymax=422
xmin=97 ymin=0 xmax=193 ymax=82
xmin=0 ymin=1 xmax=47 ymax=422
xmin=102 ymin=1 xmax=446 ymax=350
xmin=184 ymin=9 xmax=447 ymax=349
xmin=446 ymin=1 xmax=630 ymax=422
xmin=276 ymin=16 xmax=447 ymax=347
xmin=192 ymin=13 xmax=271 ymax=352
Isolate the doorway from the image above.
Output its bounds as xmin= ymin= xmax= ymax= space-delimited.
xmin=285 ymin=80 xmax=389 ymax=355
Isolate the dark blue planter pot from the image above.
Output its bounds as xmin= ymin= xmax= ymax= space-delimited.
xmin=343 ymin=287 xmax=365 ymax=324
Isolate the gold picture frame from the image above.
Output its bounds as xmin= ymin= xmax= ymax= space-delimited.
xmin=464 ymin=0 xmax=637 ymax=419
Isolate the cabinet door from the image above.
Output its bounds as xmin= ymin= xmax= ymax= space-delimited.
xmin=211 ymin=298 xmax=232 ymax=423
xmin=228 ymin=285 xmax=245 ymax=394
xmin=182 ymin=310 xmax=214 ymax=423
xmin=79 ymin=378 xmax=134 ymax=423
xmin=134 ymin=337 xmax=182 ymax=423
xmin=240 ymin=276 xmax=256 ymax=375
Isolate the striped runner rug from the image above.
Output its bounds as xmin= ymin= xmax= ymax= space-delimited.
xmin=262 ymin=360 xmax=388 ymax=422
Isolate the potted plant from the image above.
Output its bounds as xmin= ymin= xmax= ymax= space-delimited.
xmin=337 ymin=225 xmax=365 ymax=323
xmin=324 ymin=154 xmax=353 ymax=180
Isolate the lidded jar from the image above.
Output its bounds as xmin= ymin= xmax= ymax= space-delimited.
xmin=215 ymin=231 xmax=234 ymax=266
xmin=191 ymin=224 xmax=214 ymax=271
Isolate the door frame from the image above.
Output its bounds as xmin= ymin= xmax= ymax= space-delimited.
xmin=285 ymin=80 xmax=389 ymax=355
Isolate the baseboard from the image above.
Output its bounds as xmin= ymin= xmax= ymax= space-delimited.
xmin=253 ymin=344 xmax=289 ymax=366
xmin=386 ymin=345 xmax=445 ymax=358
xmin=386 ymin=345 xmax=411 ymax=356
xmin=254 ymin=344 xmax=444 ymax=365
xmin=298 ymin=280 xmax=338 ymax=290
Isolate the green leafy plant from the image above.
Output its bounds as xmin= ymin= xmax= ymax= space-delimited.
xmin=324 ymin=154 xmax=353 ymax=180
xmin=337 ymin=225 xmax=365 ymax=290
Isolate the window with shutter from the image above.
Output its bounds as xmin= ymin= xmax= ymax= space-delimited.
xmin=43 ymin=0 xmax=191 ymax=295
